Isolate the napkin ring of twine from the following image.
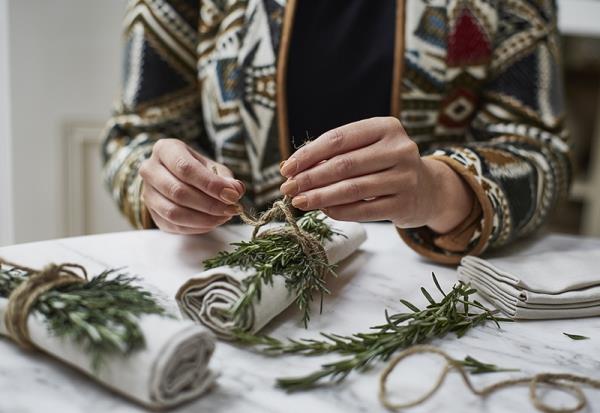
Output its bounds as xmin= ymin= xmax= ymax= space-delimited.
xmin=379 ymin=345 xmax=600 ymax=413
xmin=0 ymin=259 xmax=88 ymax=349
xmin=236 ymin=196 xmax=331 ymax=277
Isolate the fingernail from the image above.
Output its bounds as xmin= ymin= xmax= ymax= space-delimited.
xmin=291 ymin=195 xmax=307 ymax=209
xmin=225 ymin=205 xmax=240 ymax=215
xmin=220 ymin=188 xmax=240 ymax=204
xmin=236 ymin=179 xmax=246 ymax=193
xmin=280 ymin=160 xmax=286 ymax=169
xmin=280 ymin=179 xmax=299 ymax=196
xmin=280 ymin=157 xmax=297 ymax=177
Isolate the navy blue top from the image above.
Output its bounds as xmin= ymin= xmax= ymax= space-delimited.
xmin=287 ymin=0 xmax=396 ymax=146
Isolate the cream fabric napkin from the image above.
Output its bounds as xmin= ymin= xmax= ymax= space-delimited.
xmin=176 ymin=217 xmax=367 ymax=338
xmin=458 ymin=248 xmax=600 ymax=319
xmin=0 ymin=274 xmax=216 ymax=409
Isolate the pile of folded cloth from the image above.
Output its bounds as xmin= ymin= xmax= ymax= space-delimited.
xmin=458 ymin=238 xmax=600 ymax=319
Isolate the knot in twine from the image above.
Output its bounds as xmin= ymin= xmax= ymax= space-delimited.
xmin=1 ymin=259 xmax=87 ymax=349
xmin=237 ymin=196 xmax=331 ymax=277
xmin=379 ymin=345 xmax=600 ymax=413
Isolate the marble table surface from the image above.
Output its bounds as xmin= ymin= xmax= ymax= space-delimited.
xmin=1 ymin=224 xmax=600 ymax=413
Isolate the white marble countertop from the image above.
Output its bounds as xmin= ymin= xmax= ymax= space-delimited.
xmin=1 ymin=224 xmax=600 ymax=413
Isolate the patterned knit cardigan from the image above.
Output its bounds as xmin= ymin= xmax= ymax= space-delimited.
xmin=101 ymin=0 xmax=570 ymax=264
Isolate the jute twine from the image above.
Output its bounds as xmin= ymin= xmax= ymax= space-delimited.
xmin=379 ymin=345 xmax=600 ymax=413
xmin=236 ymin=196 xmax=332 ymax=279
xmin=0 ymin=258 xmax=88 ymax=349
xmin=213 ymin=165 xmax=331 ymax=279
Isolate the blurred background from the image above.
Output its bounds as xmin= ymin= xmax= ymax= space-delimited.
xmin=0 ymin=0 xmax=599 ymax=246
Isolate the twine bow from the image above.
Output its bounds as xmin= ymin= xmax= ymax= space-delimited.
xmin=0 ymin=259 xmax=88 ymax=349
xmin=212 ymin=164 xmax=331 ymax=279
xmin=236 ymin=196 xmax=332 ymax=279
xmin=379 ymin=345 xmax=600 ymax=413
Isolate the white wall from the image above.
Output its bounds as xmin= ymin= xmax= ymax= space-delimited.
xmin=0 ymin=0 xmax=14 ymax=246
xmin=558 ymin=0 xmax=600 ymax=38
xmin=8 ymin=0 xmax=128 ymax=243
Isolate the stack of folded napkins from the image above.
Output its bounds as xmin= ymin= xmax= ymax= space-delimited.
xmin=458 ymin=248 xmax=600 ymax=319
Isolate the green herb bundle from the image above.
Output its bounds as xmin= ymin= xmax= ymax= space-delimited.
xmin=0 ymin=265 xmax=167 ymax=370
xmin=203 ymin=211 xmax=342 ymax=328
xmin=235 ymin=274 xmax=509 ymax=390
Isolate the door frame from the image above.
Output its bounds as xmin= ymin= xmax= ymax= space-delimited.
xmin=0 ymin=0 xmax=14 ymax=246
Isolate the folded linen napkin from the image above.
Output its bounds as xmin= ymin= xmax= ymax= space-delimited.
xmin=0 ymin=268 xmax=216 ymax=410
xmin=176 ymin=217 xmax=367 ymax=338
xmin=458 ymin=248 xmax=600 ymax=319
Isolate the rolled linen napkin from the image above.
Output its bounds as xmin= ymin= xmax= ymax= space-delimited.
xmin=458 ymin=248 xmax=600 ymax=319
xmin=0 ymin=266 xmax=216 ymax=409
xmin=176 ymin=217 xmax=367 ymax=338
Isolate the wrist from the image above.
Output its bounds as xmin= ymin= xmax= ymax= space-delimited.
xmin=421 ymin=157 xmax=474 ymax=234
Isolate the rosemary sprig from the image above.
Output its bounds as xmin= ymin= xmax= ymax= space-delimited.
xmin=0 ymin=265 xmax=167 ymax=371
xmin=234 ymin=273 xmax=510 ymax=390
xmin=459 ymin=355 xmax=519 ymax=374
xmin=204 ymin=211 xmax=342 ymax=328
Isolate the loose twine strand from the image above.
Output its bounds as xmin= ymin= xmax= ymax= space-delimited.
xmin=379 ymin=345 xmax=600 ymax=413
xmin=0 ymin=258 xmax=88 ymax=349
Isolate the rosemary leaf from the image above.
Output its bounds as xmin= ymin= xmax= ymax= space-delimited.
xmin=563 ymin=333 xmax=590 ymax=340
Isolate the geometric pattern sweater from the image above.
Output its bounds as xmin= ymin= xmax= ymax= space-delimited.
xmin=101 ymin=0 xmax=571 ymax=264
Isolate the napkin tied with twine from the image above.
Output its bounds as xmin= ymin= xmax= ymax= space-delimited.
xmin=0 ymin=259 xmax=216 ymax=409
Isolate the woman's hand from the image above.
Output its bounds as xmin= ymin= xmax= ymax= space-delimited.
xmin=279 ymin=117 xmax=474 ymax=233
xmin=140 ymin=139 xmax=244 ymax=234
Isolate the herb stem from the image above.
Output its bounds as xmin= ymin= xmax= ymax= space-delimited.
xmin=235 ymin=273 xmax=510 ymax=390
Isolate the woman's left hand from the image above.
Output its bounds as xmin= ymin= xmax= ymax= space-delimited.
xmin=279 ymin=117 xmax=474 ymax=233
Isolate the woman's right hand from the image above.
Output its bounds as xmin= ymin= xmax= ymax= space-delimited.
xmin=139 ymin=139 xmax=244 ymax=234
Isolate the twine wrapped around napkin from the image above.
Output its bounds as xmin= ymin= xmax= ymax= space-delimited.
xmin=458 ymin=248 xmax=600 ymax=319
xmin=0 ymin=261 xmax=216 ymax=410
xmin=176 ymin=204 xmax=366 ymax=339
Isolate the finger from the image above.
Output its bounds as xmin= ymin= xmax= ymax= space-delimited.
xmin=290 ymin=171 xmax=401 ymax=210
xmin=321 ymin=196 xmax=399 ymax=222
xmin=143 ymin=184 xmax=233 ymax=228
xmin=281 ymin=141 xmax=399 ymax=196
xmin=280 ymin=117 xmax=403 ymax=177
xmin=141 ymin=162 xmax=239 ymax=216
xmin=193 ymin=148 xmax=246 ymax=196
xmin=155 ymin=140 xmax=242 ymax=204
xmin=148 ymin=208 xmax=214 ymax=235
xmin=204 ymin=159 xmax=246 ymax=195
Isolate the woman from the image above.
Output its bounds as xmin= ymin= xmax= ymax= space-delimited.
xmin=102 ymin=0 xmax=570 ymax=264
